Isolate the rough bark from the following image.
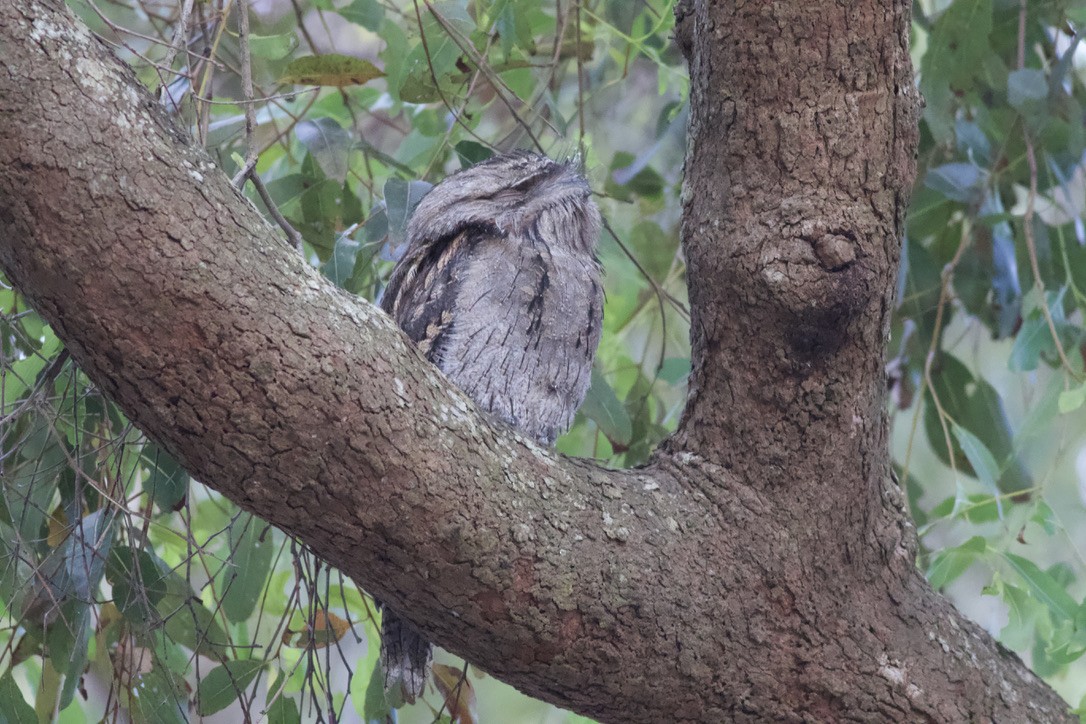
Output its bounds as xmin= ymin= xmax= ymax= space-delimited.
xmin=0 ymin=0 xmax=1073 ymax=721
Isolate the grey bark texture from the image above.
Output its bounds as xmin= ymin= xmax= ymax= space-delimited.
xmin=0 ymin=0 xmax=1074 ymax=722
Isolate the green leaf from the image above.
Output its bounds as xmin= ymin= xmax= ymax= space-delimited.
xmin=321 ymin=184 xmax=373 ymax=294
xmin=898 ymin=235 xmax=942 ymax=336
xmin=0 ymin=670 xmax=35 ymax=724
xmin=220 ymin=513 xmax=275 ymax=623
xmin=248 ymin=32 xmax=299 ymax=60
xmin=296 ymin=118 xmax=353 ymax=182
xmin=629 ymin=221 xmax=677 ymax=283
xmin=2 ymin=413 xmax=64 ymax=549
xmin=992 ymin=579 xmax=1044 ymax=650
xmin=266 ymin=689 xmax=302 ymax=724
xmin=46 ymin=509 xmax=115 ymax=708
xmin=338 ymin=0 xmax=384 ymax=31
xmin=322 ymin=233 xmax=363 ymax=290
xmin=579 ymin=369 xmax=633 ymax=447
xmin=107 ymin=546 xmax=171 ymax=624
xmin=1029 ymin=499 xmax=1059 ymax=536
xmin=143 ymin=443 xmax=189 ymax=514
xmin=951 ymin=424 xmax=1003 ymax=515
xmin=606 ymin=151 xmax=665 ymax=201
xmin=1002 ymin=552 xmax=1077 ymax=623
xmin=925 ymin=162 xmax=986 ymax=204
xmin=924 ymin=354 xmax=1032 ymax=494
xmin=927 ymin=536 xmax=987 ymax=589
xmin=1009 ymin=290 xmax=1082 ymax=372
xmin=455 ymin=140 xmax=493 ymax=167
xmin=979 ymin=191 xmax=1020 ymax=338
xmin=658 ymin=357 xmax=691 ymax=385
xmin=129 ymin=669 xmax=188 ymax=724
xmin=383 ymin=178 xmax=433 ymax=258
xmin=280 ymin=55 xmax=385 ymax=87
xmin=1007 ymin=68 xmax=1047 ymax=110
xmin=920 ymin=0 xmax=993 ymax=141
xmin=196 ymin=660 xmax=265 ymax=716
xmin=395 ymin=2 xmax=474 ymax=103
xmin=0 ymin=521 xmax=36 ymax=619
xmin=161 ymin=596 xmax=232 ymax=661
xmin=360 ymin=654 xmax=392 ymax=721
xmin=1058 ymin=384 xmax=1086 ymax=414
xmin=955 ymin=119 xmax=992 ymax=165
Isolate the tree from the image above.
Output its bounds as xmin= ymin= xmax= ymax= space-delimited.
xmin=1 ymin=0 xmax=1085 ymax=721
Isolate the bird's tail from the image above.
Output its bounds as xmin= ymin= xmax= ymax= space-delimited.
xmin=380 ymin=609 xmax=433 ymax=705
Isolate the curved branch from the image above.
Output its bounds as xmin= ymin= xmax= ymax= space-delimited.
xmin=0 ymin=1 xmax=1073 ymax=722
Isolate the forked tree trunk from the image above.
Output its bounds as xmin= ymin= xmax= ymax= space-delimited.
xmin=0 ymin=0 xmax=1073 ymax=721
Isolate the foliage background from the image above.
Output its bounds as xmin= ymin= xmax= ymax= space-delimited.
xmin=1 ymin=0 xmax=1085 ymax=721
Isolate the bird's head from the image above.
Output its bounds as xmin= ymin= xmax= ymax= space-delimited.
xmin=405 ymin=150 xmax=600 ymax=253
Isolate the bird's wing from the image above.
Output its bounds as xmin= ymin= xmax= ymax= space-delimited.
xmin=380 ymin=230 xmax=475 ymax=364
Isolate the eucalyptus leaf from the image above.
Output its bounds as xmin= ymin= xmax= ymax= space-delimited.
xmin=280 ymin=55 xmax=384 ymax=87
xmin=197 ymin=660 xmax=265 ymax=716
xmin=580 ymin=369 xmax=633 ymax=447
xmin=338 ymin=0 xmax=384 ymax=31
xmin=0 ymin=670 xmax=35 ymax=724
xmin=219 ymin=513 xmax=275 ymax=623
xmin=1003 ymin=553 xmax=1078 ymax=623
xmin=383 ymin=178 xmax=433 ymax=260
xmin=927 ymin=536 xmax=987 ymax=589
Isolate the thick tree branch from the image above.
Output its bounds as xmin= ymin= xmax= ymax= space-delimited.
xmin=0 ymin=0 xmax=1074 ymax=721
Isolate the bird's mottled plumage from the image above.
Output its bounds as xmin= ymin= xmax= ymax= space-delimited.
xmin=377 ymin=150 xmax=603 ymax=702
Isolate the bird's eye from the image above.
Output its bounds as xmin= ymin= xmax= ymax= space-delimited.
xmin=510 ymin=176 xmax=538 ymax=192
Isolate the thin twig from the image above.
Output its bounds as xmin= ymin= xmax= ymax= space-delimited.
xmin=250 ymin=171 xmax=306 ymax=254
xmin=1017 ymin=0 xmax=1081 ymax=380
xmin=575 ymin=0 xmax=586 ymax=146
xmin=157 ymin=0 xmax=196 ymax=105
xmin=231 ymin=0 xmax=259 ymax=187
xmin=601 ymin=216 xmax=690 ymax=320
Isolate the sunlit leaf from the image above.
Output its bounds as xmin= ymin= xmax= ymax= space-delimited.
xmin=282 ymin=610 xmax=353 ymax=649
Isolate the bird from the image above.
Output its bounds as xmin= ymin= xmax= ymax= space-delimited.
xmin=377 ymin=149 xmax=604 ymax=704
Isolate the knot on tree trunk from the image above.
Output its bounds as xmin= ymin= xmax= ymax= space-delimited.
xmin=726 ymin=204 xmax=884 ymax=362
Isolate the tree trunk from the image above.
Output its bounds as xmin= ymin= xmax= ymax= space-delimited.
xmin=0 ymin=0 xmax=1073 ymax=721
